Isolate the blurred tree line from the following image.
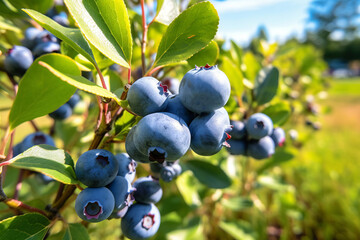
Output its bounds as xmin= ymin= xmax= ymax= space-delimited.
xmin=305 ymin=0 xmax=360 ymax=62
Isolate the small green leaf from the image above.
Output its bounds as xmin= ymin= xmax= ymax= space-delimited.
xmin=7 ymin=0 xmax=53 ymax=14
xmin=176 ymin=171 xmax=201 ymax=206
xmin=221 ymin=197 xmax=253 ymax=211
xmin=64 ymin=0 xmax=131 ymax=68
xmin=222 ymin=57 xmax=244 ymax=99
xmin=0 ymin=213 xmax=50 ymax=240
xmin=114 ymin=110 xmax=136 ymax=137
xmin=9 ymin=54 xmax=80 ymax=130
xmin=154 ymin=1 xmax=219 ymax=67
xmin=23 ymin=9 xmax=96 ymax=66
xmin=63 ymin=223 xmax=90 ymax=240
xmin=242 ymin=52 xmax=261 ymax=81
xmin=230 ymin=40 xmax=243 ymax=66
xmin=187 ymin=40 xmax=219 ymax=67
xmin=219 ymin=221 xmax=256 ymax=240
xmin=156 ymin=0 xmax=180 ymax=25
xmin=254 ymin=66 xmax=279 ymax=105
xmin=0 ymin=16 xmax=21 ymax=33
xmin=262 ymin=101 xmax=291 ymax=126
xmin=6 ymin=145 xmax=78 ymax=185
xmin=184 ymin=160 xmax=231 ymax=189
xmin=39 ymin=61 xmax=121 ymax=105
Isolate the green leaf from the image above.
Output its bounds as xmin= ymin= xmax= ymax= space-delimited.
xmin=262 ymin=102 xmax=291 ymax=126
xmin=221 ymin=197 xmax=253 ymax=211
xmin=219 ymin=221 xmax=256 ymax=240
xmin=242 ymin=52 xmax=261 ymax=81
xmin=7 ymin=0 xmax=53 ymax=14
xmin=64 ymin=0 xmax=131 ymax=68
xmin=187 ymin=40 xmax=219 ymax=67
xmin=63 ymin=223 xmax=90 ymax=240
xmin=0 ymin=213 xmax=50 ymax=240
xmin=256 ymin=149 xmax=294 ymax=174
xmin=0 ymin=16 xmax=21 ymax=33
xmin=39 ymin=61 xmax=121 ymax=105
xmin=9 ymin=54 xmax=80 ymax=130
xmin=222 ymin=57 xmax=244 ymax=99
xmin=183 ymin=160 xmax=231 ymax=189
xmin=230 ymin=40 xmax=243 ymax=66
xmin=156 ymin=0 xmax=180 ymax=25
xmin=6 ymin=145 xmax=78 ymax=185
xmin=176 ymin=171 xmax=201 ymax=206
xmin=254 ymin=66 xmax=279 ymax=105
xmin=114 ymin=110 xmax=136 ymax=137
xmin=154 ymin=1 xmax=219 ymax=67
xmin=23 ymin=9 xmax=96 ymax=66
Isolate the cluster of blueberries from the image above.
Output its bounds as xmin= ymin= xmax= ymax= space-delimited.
xmin=125 ymin=64 xmax=232 ymax=167
xmin=74 ymin=150 xmax=162 ymax=239
xmin=227 ymin=113 xmax=285 ymax=159
xmin=4 ymin=9 xmax=67 ymax=78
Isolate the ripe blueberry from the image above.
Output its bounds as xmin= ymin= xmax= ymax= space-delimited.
xmin=75 ymin=149 xmax=118 ymax=187
xmin=125 ymin=126 xmax=151 ymax=163
xmin=179 ymin=65 xmax=231 ymax=114
xmin=75 ymin=187 xmax=115 ymax=222
xmin=66 ymin=93 xmax=81 ymax=109
xmin=189 ymin=108 xmax=232 ymax=156
xmin=107 ymin=176 xmax=134 ymax=211
xmin=21 ymin=132 xmax=55 ymax=152
xmin=121 ymin=203 xmax=160 ymax=240
xmin=164 ymin=95 xmax=197 ymax=125
xmin=229 ymin=120 xmax=247 ymax=140
xmin=49 ymin=103 xmax=72 ymax=120
xmin=247 ymin=136 xmax=275 ymax=160
xmin=132 ymin=112 xmax=191 ymax=162
xmin=22 ymin=28 xmax=42 ymax=50
xmin=133 ymin=176 xmax=163 ymax=204
xmin=245 ymin=113 xmax=273 ymax=140
xmin=270 ymin=127 xmax=285 ymax=147
xmin=160 ymin=166 xmax=176 ymax=182
xmin=115 ymin=153 xmax=137 ymax=183
xmin=4 ymin=46 xmax=33 ymax=77
xmin=127 ymin=77 xmax=168 ymax=116
xmin=32 ymin=41 xmax=60 ymax=58
xmin=226 ymin=139 xmax=247 ymax=156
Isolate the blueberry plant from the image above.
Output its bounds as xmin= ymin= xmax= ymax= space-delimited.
xmin=0 ymin=0 xmax=327 ymax=239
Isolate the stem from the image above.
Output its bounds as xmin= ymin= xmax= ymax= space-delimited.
xmin=127 ymin=67 xmax=132 ymax=84
xmin=145 ymin=65 xmax=163 ymax=77
xmin=4 ymin=198 xmax=47 ymax=216
xmin=48 ymin=185 xmax=76 ymax=219
xmin=13 ymin=170 xmax=24 ymax=200
xmin=30 ymin=120 xmax=40 ymax=132
xmin=140 ymin=0 xmax=148 ymax=76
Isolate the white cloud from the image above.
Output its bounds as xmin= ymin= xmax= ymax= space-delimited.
xmin=211 ymin=0 xmax=288 ymax=13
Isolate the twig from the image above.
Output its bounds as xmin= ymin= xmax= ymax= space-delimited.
xmin=140 ymin=0 xmax=148 ymax=76
xmin=4 ymin=198 xmax=47 ymax=216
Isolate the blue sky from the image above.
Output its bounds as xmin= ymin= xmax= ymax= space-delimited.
xmin=210 ymin=0 xmax=312 ymax=45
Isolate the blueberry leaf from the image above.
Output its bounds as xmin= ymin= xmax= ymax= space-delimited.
xmin=64 ymin=0 xmax=131 ymax=68
xmin=0 ymin=213 xmax=50 ymax=240
xmin=62 ymin=223 xmax=90 ymax=240
xmin=5 ymin=145 xmax=78 ymax=185
xmin=187 ymin=40 xmax=219 ymax=67
xmin=254 ymin=66 xmax=279 ymax=105
xmin=219 ymin=221 xmax=256 ymax=240
xmin=38 ymin=61 xmax=121 ymax=105
xmin=183 ymin=160 xmax=231 ymax=189
xmin=155 ymin=0 xmax=180 ymax=25
xmin=262 ymin=101 xmax=291 ymax=126
xmin=9 ymin=54 xmax=79 ymax=130
xmin=23 ymin=9 xmax=96 ymax=67
xmin=153 ymin=1 xmax=219 ymax=67
xmin=222 ymin=57 xmax=244 ymax=99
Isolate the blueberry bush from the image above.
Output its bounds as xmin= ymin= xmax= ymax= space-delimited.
xmin=0 ymin=0 xmax=328 ymax=239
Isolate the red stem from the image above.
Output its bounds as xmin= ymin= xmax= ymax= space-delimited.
xmin=140 ymin=0 xmax=148 ymax=76
xmin=4 ymin=198 xmax=47 ymax=216
xmin=145 ymin=65 xmax=164 ymax=76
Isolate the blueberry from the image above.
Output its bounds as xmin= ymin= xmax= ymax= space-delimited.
xmin=75 ymin=149 xmax=119 ymax=187
xmin=161 ymin=77 xmax=180 ymax=95
xmin=49 ymin=103 xmax=72 ymax=120
xmin=179 ymin=65 xmax=231 ymax=114
xmin=75 ymin=187 xmax=115 ymax=222
xmin=270 ymin=128 xmax=285 ymax=147
xmin=189 ymin=108 xmax=232 ymax=156
xmin=133 ymin=176 xmax=163 ymax=204
xmin=125 ymin=126 xmax=151 ymax=163
xmin=160 ymin=166 xmax=176 ymax=182
xmin=33 ymin=30 xmax=57 ymax=46
xmin=229 ymin=120 xmax=246 ymax=140
xmin=4 ymin=46 xmax=33 ymax=77
xmin=32 ymin=41 xmax=60 ymax=58
xmin=22 ymin=28 xmax=43 ymax=50
xmin=21 ymin=132 xmax=55 ymax=152
xmin=247 ymin=136 xmax=275 ymax=160
xmin=149 ymin=162 xmax=163 ymax=174
xmin=107 ymin=176 xmax=134 ymax=211
xmin=52 ymin=12 xmax=69 ymax=26
xmin=127 ymin=77 xmax=169 ymax=116
xmin=164 ymin=95 xmax=197 ymax=125
xmin=132 ymin=112 xmax=191 ymax=162
xmin=226 ymin=139 xmax=247 ymax=156
xmin=66 ymin=94 xmax=80 ymax=109
xmin=109 ymin=205 xmax=129 ymax=219
xmin=36 ymin=173 xmax=54 ymax=184
xmin=171 ymin=163 xmax=182 ymax=176
xmin=115 ymin=153 xmax=137 ymax=183
xmin=121 ymin=203 xmax=160 ymax=240
xmin=245 ymin=113 xmax=273 ymax=140
xmin=12 ymin=143 xmax=22 ymax=158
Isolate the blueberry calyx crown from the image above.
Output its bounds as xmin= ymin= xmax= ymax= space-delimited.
xmin=254 ymin=120 xmax=265 ymax=129
xmin=148 ymin=147 xmax=166 ymax=164
xmin=96 ymin=154 xmax=109 ymax=167
xmin=83 ymin=201 xmax=103 ymax=219
xmin=32 ymin=134 xmax=46 ymax=145
xmin=6 ymin=48 xmax=14 ymax=55
xmin=159 ymin=83 xmax=168 ymax=93
xmin=128 ymin=160 xmax=137 ymax=173
xmin=142 ymin=213 xmax=156 ymax=230
xmin=195 ymin=64 xmax=216 ymax=70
